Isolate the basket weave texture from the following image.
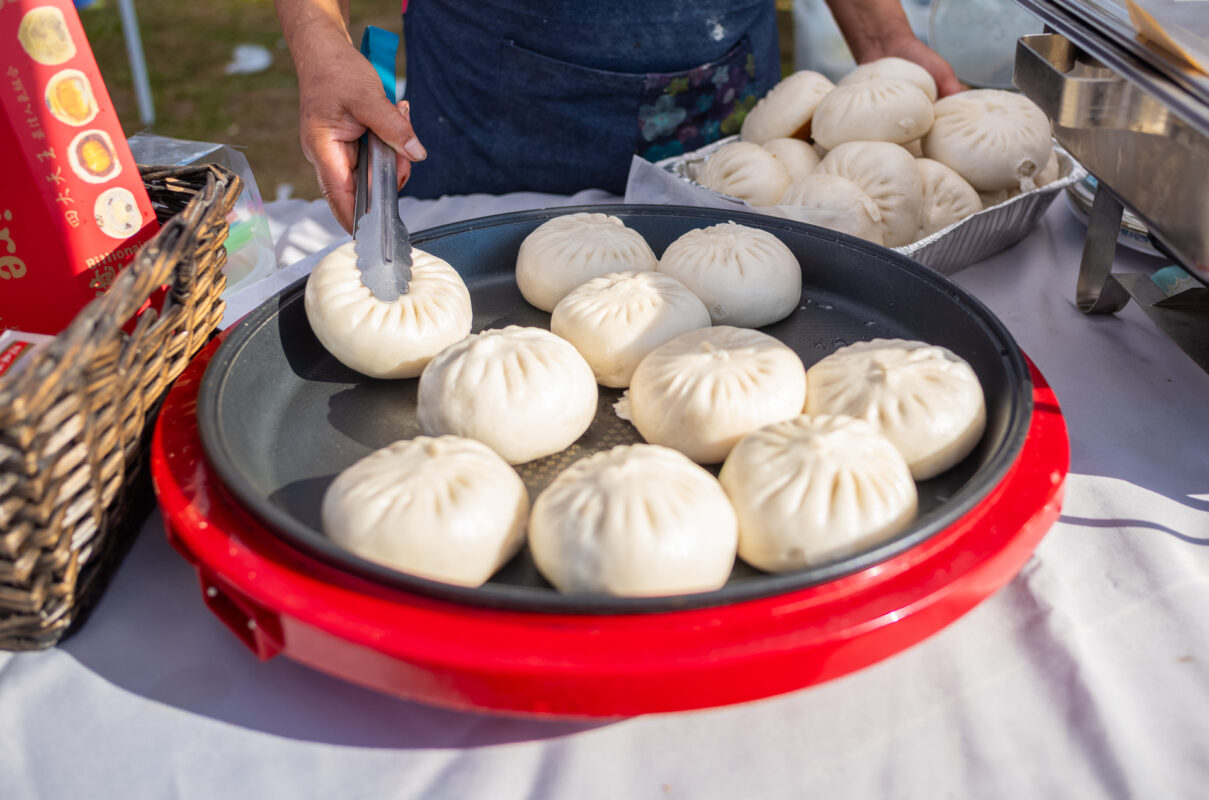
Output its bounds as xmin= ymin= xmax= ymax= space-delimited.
xmin=0 ymin=164 xmax=241 ymax=650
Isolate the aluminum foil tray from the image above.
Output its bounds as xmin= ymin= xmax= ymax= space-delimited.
xmin=624 ymin=136 xmax=1086 ymax=276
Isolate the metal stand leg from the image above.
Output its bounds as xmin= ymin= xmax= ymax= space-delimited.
xmin=1076 ymin=184 xmax=1131 ymax=314
xmin=116 ymin=0 xmax=155 ymax=126
xmin=1073 ymin=182 xmax=1209 ymax=370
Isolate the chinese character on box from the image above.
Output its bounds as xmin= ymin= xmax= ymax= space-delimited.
xmin=0 ymin=0 xmax=160 ymax=335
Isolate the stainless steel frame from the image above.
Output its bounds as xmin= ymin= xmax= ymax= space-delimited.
xmin=1012 ymin=0 xmax=1209 ymax=369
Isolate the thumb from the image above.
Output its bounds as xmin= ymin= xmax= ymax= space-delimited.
xmin=395 ymin=101 xmax=416 ymax=191
xmin=351 ymin=92 xmax=427 ymax=163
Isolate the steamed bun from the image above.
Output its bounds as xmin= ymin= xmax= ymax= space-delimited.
xmin=417 ymin=326 xmax=598 ymax=464
xmin=805 ymin=339 xmax=987 ymax=480
xmin=762 ymin=137 xmax=821 ymax=181
xmin=811 ymin=78 xmax=934 ymax=150
xmin=628 ymin=326 xmax=807 ymax=464
xmin=551 ymin=270 xmax=711 ymax=388
xmin=657 ymin=221 xmax=802 ymax=327
xmin=779 ymin=173 xmax=884 ymax=245
xmin=740 ymin=70 xmax=835 ymax=145
xmin=978 ymin=186 xmax=1021 ymax=209
xmin=321 ymin=436 xmax=528 ymax=587
xmin=697 ymin=141 xmax=791 ymax=207
xmin=720 ymin=414 xmax=917 ymax=572
xmin=922 ymin=89 xmax=1053 ymax=192
xmin=815 ymin=141 xmax=923 ymax=247
xmin=515 ymin=213 xmax=657 ymax=312
xmin=304 ymin=241 xmax=472 ymax=379
xmin=916 ymin=158 xmax=982 ymax=238
xmin=1034 ymin=148 xmax=1061 ymax=188
xmin=528 ymin=444 xmax=738 ymax=596
xmin=838 ymin=56 xmax=938 ymax=102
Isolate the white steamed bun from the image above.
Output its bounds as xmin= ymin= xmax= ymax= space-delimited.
xmin=811 ymin=78 xmax=934 ymax=150
xmin=740 ymin=70 xmax=835 ymax=145
xmin=417 ymin=326 xmax=598 ymax=464
xmin=697 ymin=141 xmax=792 ymax=207
xmin=657 ymin=221 xmax=802 ymax=327
xmin=762 ymin=137 xmax=821 ymax=181
xmin=720 ymin=414 xmax=917 ymax=572
xmin=304 ymin=241 xmax=472 ymax=379
xmin=915 ymin=158 xmax=982 ymax=238
xmin=815 ymin=141 xmax=923 ymax=247
xmin=1035 ymin=148 xmax=1061 ymax=188
xmin=922 ymin=89 xmax=1053 ymax=192
xmin=805 ymin=338 xmax=987 ymax=480
xmin=515 ymin=213 xmax=657 ymax=312
xmin=528 ymin=444 xmax=738 ymax=596
xmin=838 ymin=56 xmax=938 ymax=101
xmin=977 ymin=186 xmax=1021 ymax=209
xmin=321 ymin=435 xmax=528 ymax=587
xmin=551 ymin=270 xmax=711 ymax=388
xmin=779 ymin=173 xmax=885 ymax=245
xmin=628 ymin=326 xmax=807 ymax=464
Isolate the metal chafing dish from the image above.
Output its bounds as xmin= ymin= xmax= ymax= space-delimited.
xmin=1012 ymin=0 xmax=1209 ymax=369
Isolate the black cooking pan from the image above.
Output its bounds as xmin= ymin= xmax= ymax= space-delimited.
xmin=198 ymin=205 xmax=1033 ymax=613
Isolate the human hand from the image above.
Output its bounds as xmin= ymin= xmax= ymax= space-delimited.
xmin=871 ymin=36 xmax=964 ymax=98
xmin=294 ymin=35 xmax=426 ymax=232
xmin=824 ymin=0 xmax=964 ymax=98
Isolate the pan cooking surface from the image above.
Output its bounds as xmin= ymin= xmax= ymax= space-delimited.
xmin=199 ymin=205 xmax=1032 ymax=613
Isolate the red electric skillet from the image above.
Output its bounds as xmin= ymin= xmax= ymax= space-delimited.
xmin=151 ymin=205 xmax=1068 ymax=718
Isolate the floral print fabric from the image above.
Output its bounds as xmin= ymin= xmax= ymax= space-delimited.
xmin=637 ymin=37 xmax=758 ymax=163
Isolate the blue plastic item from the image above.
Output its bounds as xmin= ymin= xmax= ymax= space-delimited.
xmin=359 ymin=26 xmax=398 ymax=100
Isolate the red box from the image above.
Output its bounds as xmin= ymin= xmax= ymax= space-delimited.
xmin=0 ymin=328 xmax=53 ymax=377
xmin=0 ymin=0 xmax=160 ymax=335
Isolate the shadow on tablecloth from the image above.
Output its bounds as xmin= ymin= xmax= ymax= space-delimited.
xmin=61 ymin=513 xmax=614 ymax=749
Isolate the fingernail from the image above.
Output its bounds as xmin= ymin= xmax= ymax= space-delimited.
xmin=403 ymin=138 xmax=427 ymax=161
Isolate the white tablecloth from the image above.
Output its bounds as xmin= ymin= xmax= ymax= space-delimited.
xmin=2 ymin=193 xmax=1208 ymax=799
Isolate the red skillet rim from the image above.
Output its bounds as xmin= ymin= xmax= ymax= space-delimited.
xmin=153 ymin=338 xmax=1068 ymax=717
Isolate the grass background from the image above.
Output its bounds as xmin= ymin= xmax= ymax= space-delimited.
xmin=80 ymin=0 xmax=794 ymax=202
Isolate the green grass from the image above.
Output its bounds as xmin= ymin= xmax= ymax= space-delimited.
xmin=80 ymin=0 xmax=396 ymax=200
xmin=80 ymin=1 xmax=794 ymax=203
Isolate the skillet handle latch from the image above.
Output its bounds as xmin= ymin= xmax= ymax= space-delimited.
xmin=198 ymin=570 xmax=284 ymax=661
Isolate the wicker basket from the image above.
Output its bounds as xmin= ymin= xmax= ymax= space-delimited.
xmin=0 ymin=164 xmax=241 ymax=651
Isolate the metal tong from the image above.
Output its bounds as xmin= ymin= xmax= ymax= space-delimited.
xmin=353 ymin=130 xmax=412 ymax=300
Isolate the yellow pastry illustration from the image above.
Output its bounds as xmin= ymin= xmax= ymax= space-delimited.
xmin=68 ymin=129 xmax=121 ymax=183
xmin=94 ymin=187 xmax=143 ymax=239
xmin=18 ymin=6 xmax=77 ymax=66
xmin=46 ymin=69 xmax=98 ymax=126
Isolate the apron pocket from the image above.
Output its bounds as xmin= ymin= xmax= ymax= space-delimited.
xmin=636 ymin=35 xmax=758 ymax=163
xmin=491 ymin=39 xmax=646 ymax=196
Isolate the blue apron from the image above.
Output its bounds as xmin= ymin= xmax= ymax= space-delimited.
xmin=401 ymin=0 xmax=780 ymax=198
